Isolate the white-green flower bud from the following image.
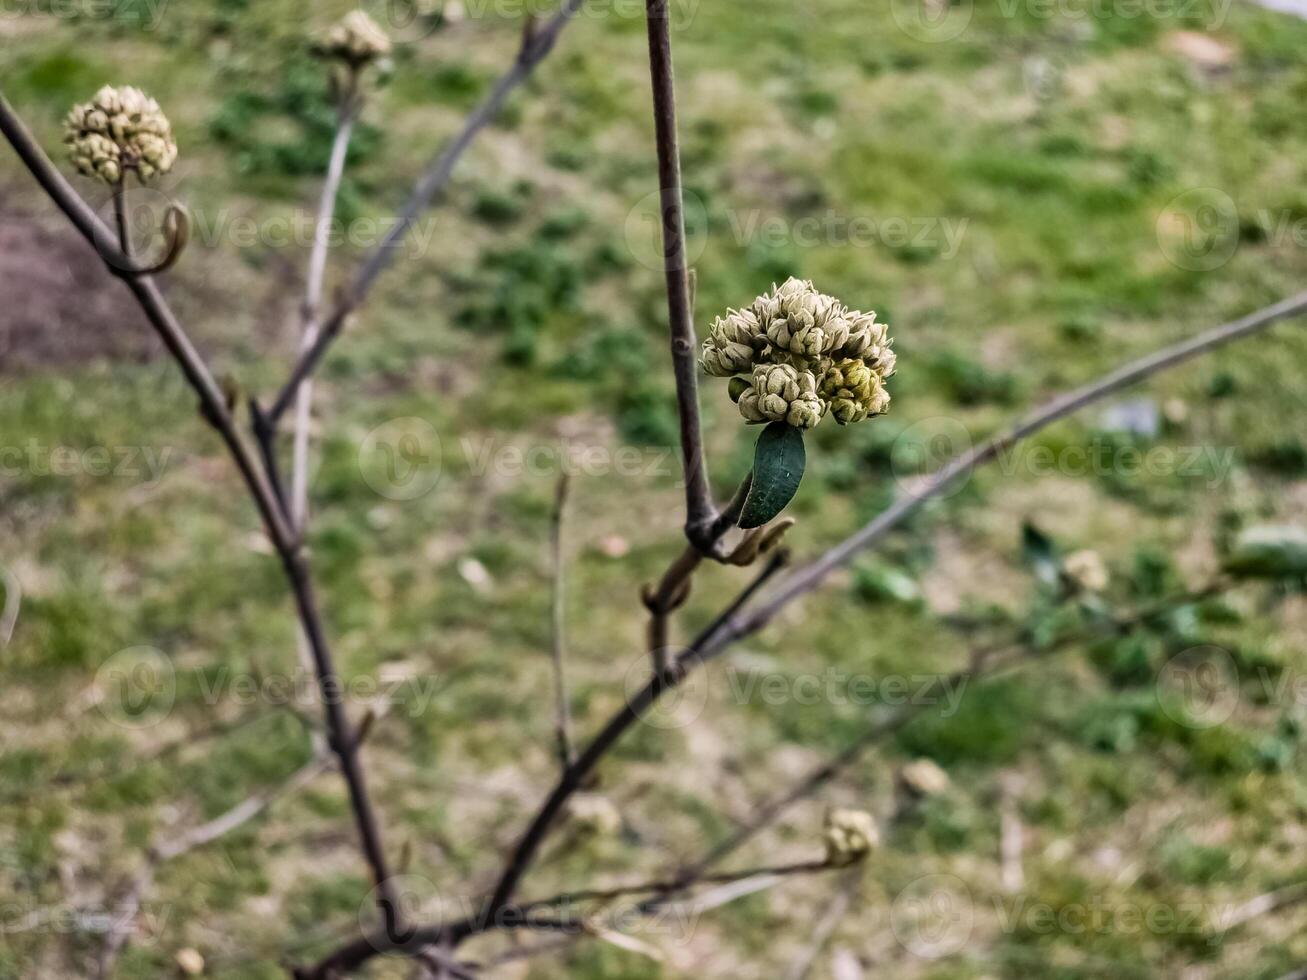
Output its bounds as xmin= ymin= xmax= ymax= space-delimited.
xmin=900 ymin=758 xmax=950 ymax=798
xmin=787 ymin=391 xmax=825 ymax=429
xmin=64 ymin=85 xmax=177 ymax=185
xmin=702 ymin=308 xmax=765 ymax=376
xmin=821 ymin=358 xmax=889 ymax=425
xmin=705 ymin=281 xmax=895 ymax=430
xmin=839 ymin=310 xmax=889 ymax=360
xmin=823 ymin=808 xmax=879 ymax=866
xmin=737 ymin=384 xmax=767 ymax=423
xmin=315 ymin=10 xmax=392 ymax=67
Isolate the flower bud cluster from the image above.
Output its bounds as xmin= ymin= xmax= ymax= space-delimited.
xmin=823 ymin=807 xmax=879 ymax=866
xmin=702 ymin=278 xmax=895 ymax=430
xmin=314 ymin=11 xmax=392 ymax=68
xmin=65 ymin=85 xmax=177 ymax=184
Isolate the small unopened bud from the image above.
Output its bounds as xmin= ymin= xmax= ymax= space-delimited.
xmin=314 ymin=10 xmax=392 ymax=68
xmin=823 ymin=807 xmax=879 ymax=866
xmin=175 ymin=948 xmax=205 ymax=975
xmin=900 ymin=758 xmax=950 ymax=798
xmin=1063 ymin=549 xmax=1109 ymax=593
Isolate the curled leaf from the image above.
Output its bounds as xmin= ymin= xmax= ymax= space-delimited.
xmin=739 ymin=422 xmax=805 ymax=530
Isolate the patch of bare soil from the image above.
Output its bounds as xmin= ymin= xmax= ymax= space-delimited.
xmin=0 ymin=194 xmax=161 ymax=374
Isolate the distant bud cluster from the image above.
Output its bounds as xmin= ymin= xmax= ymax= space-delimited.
xmin=64 ymin=85 xmax=177 ymax=184
xmin=702 ymin=278 xmax=896 ymax=430
xmin=314 ymin=10 xmax=393 ymax=68
xmin=823 ymin=807 xmax=879 ymax=866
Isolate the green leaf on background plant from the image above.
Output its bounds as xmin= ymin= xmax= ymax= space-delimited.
xmin=1021 ymin=520 xmax=1061 ymax=588
xmin=1224 ymin=525 xmax=1307 ymax=580
xmin=739 ymin=422 xmax=805 ymax=529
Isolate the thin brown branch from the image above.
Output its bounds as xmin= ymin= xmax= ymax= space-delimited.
xmin=643 ymin=474 xmax=752 ymax=669
xmin=0 ymin=90 xmax=404 ymax=941
xmin=111 ymin=180 xmax=132 ymax=262
xmin=549 ymin=472 xmax=575 ymax=771
xmin=519 ymin=857 xmax=833 ymax=912
xmin=292 ymin=89 xmax=358 ymax=533
xmin=268 ymin=1 xmax=582 ymax=424
xmin=643 ymin=0 xmax=715 ymax=546
xmin=0 ymin=562 xmax=19 ymax=648
xmin=250 ymin=399 xmax=292 ymax=522
xmin=1218 ymin=880 xmax=1307 ymax=933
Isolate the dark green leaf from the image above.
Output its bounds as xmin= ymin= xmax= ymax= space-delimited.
xmin=739 ymin=422 xmax=806 ymax=529
xmin=1021 ymin=521 xmax=1060 ymax=588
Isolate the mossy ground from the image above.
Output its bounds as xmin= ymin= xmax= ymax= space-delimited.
xmin=4 ymin=0 xmax=1307 ymax=977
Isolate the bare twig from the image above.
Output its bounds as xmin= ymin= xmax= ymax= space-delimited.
xmin=285 ymin=80 xmax=360 ymax=761
xmin=291 ymin=86 xmax=358 ymax=532
xmin=643 ymin=0 xmax=715 ymax=546
xmin=268 ymin=1 xmax=583 ymax=423
xmin=0 ymin=91 xmax=404 ymax=941
xmin=548 ymin=473 xmax=576 ymax=771
xmin=692 ymin=546 xmax=790 ymax=650
xmin=642 ymin=474 xmax=752 ymax=670
xmin=111 ymin=180 xmax=132 ymax=262
xmin=1216 ymin=880 xmax=1307 ymax=933
xmin=250 ymin=399 xmax=292 ymax=522
xmin=519 ymin=857 xmax=833 ymax=912
xmin=0 ymin=562 xmax=19 ymax=648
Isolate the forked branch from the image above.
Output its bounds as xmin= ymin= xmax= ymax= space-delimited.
xmin=267 ymin=0 xmax=584 ymax=424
